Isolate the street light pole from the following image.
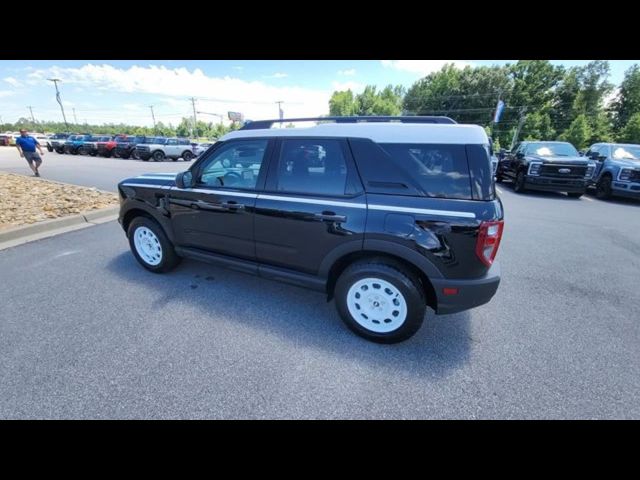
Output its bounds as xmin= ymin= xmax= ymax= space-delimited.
xmin=72 ymin=108 xmax=78 ymax=125
xmin=47 ymin=78 xmax=69 ymax=131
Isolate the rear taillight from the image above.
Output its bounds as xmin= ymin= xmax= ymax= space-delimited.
xmin=475 ymin=220 xmax=504 ymax=267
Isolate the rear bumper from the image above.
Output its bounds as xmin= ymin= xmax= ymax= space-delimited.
xmin=525 ymin=175 xmax=587 ymax=193
xmin=431 ymin=262 xmax=501 ymax=315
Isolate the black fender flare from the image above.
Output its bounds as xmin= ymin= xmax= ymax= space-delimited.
xmin=119 ymin=198 xmax=176 ymax=244
xmin=318 ymin=239 xmax=443 ymax=280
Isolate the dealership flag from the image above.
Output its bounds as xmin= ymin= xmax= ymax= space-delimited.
xmin=493 ymin=100 xmax=505 ymax=123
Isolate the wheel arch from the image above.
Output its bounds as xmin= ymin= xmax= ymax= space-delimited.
xmin=321 ymin=241 xmax=441 ymax=310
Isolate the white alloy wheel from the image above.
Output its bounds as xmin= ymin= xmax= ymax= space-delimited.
xmin=133 ymin=226 xmax=163 ymax=266
xmin=346 ymin=277 xmax=408 ymax=333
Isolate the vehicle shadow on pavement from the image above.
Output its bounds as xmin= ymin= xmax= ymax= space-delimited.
xmin=106 ymin=252 xmax=472 ymax=378
xmin=584 ymin=190 xmax=640 ymax=207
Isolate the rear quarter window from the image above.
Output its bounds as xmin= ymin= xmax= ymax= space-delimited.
xmin=378 ymin=143 xmax=472 ymax=200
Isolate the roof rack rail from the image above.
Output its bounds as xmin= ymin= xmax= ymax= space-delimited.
xmin=239 ymin=115 xmax=457 ymax=130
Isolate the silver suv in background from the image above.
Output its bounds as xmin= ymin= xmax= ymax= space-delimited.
xmin=135 ymin=137 xmax=195 ymax=162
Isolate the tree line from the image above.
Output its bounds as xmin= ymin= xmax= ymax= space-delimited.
xmin=1 ymin=117 xmax=240 ymax=140
xmin=329 ymin=61 xmax=640 ymax=150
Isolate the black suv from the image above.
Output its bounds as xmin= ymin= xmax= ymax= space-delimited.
xmin=115 ymin=135 xmax=148 ymax=159
xmin=497 ymin=141 xmax=595 ymax=198
xmin=118 ymin=116 xmax=504 ymax=343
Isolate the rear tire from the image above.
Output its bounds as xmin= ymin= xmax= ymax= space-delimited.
xmin=127 ymin=217 xmax=181 ymax=273
xmin=334 ymin=260 xmax=426 ymax=343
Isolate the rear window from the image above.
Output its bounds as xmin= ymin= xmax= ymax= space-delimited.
xmin=378 ymin=143 xmax=472 ymax=199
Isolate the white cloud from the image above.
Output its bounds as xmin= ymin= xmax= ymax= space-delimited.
xmin=263 ymin=72 xmax=289 ymax=79
xmin=232 ymin=66 xmax=244 ymax=71
xmin=338 ymin=69 xmax=356 ymax=76
xmin=381 ymin=60 xmax=473 ymax=75
xmin=4 ymin=77 xmax=22 ymax=87
xmin=0 ymin=90 xmax=17 ymax=98
xmin=331 ymin=81 xmax=365 ymax=93
xmin=23 ymin=64 xmax=331 ymax=124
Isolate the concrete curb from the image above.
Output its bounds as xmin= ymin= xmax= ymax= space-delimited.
xmin=0 ymin=205 xmax=119 ymax=251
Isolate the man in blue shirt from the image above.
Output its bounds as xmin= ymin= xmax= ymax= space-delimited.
xmin=15 ymin=129 xmax=45 ymax=177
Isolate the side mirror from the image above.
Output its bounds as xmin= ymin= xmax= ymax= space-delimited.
xmin=516 ymin=152 xmax=524 ymax=159
xmin=175 ymin=171 xmax=194 ymax=189
xmin=588 ymin=152 xmax=600 ymax=161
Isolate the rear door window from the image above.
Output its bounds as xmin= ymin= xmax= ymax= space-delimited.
xmin=378 ymin=143 xmax=472 ymax=199
xmin=275 ymin=139 xmax=349 ymax=196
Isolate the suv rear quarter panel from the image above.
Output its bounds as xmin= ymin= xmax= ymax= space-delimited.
xmin=364 ymin=194 xmax=503 ymax=279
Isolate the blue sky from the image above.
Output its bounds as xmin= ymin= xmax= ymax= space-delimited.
xmin=1 ymin=60 xmax=637 ymax=127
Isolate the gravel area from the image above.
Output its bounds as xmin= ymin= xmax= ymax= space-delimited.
xmin=0 ymin=173 xmax=118 ymax=230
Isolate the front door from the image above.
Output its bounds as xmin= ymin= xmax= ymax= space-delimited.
xmin=167 ymin=138 xmax=273 ymax=261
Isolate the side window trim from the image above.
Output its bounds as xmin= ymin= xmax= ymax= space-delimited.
xmin=192 ymin=138 xmax=274 ymax=193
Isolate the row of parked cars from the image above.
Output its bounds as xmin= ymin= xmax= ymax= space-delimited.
xmin=494 ymin=140 xmax=640 ymax=201
xmin=44 ymin=133 xmax=215 ymax=162
xmin=1 ymin=131 xmax=49 ymax=146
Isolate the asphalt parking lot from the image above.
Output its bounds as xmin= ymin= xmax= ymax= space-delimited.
xmin=1 ymin=148 xmax=639 ymax=419
xmin=0 ymin=147 xmax=188 ymax=192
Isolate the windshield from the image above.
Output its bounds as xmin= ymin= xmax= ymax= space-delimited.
xmin=611 ymin=145 xmax=640 ymax=160
xmin=525 ymin=142 xmax=579 ymax=157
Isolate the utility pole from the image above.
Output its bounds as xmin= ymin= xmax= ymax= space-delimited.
xmin=149 ymin=105 xmax=157 ymax=131
xmin=28 ymin=106 xmax=35 ymax=123
xmin=190 ymin=97 xmax=197 ymax=138
xmin=47 ymin=78 xmax=69 ymax=130
xmin=72 ymin=108 xmax=78 ymax=125
xmin=276 ymin=101 xmax=284 ymax=128
xmin=510 ymin=107 xmax=527 ymax=151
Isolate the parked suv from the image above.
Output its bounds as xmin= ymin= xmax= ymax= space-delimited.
xmin=95 ymin=134 xmax=128 ymax=157
xmin=81 ymin=135 xmax=113 ymax=156
xmin=118 ymin=116 xmax=504 ymax=343
xmin=496 ymin=141 xmax=595 ymax=198
xmin=63 ymin=134 xmax=93 ymax=155
xmin=135 ymin=137 xmax=195 ymax=162
xmin=585 ymin=143 xmax=640 ymax=200
xmin=46 ymin=133 xmax=70 ymax=152
xmin=115 ymin=135 xmax=148 ymax=159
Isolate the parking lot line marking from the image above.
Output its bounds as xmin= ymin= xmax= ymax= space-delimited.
xmin=582 ymin=196 xmax=594 ymax=202
xmin=496 ymin=188 xmax=504 ymax=194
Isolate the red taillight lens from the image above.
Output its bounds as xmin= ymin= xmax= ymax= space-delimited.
xmin=475 ymin=220 xmax=504 ymax=267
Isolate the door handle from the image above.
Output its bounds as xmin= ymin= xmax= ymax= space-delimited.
xmin=314 ymin=212 xmax=347 ymax=222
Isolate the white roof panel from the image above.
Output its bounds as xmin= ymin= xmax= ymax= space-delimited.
xmin=220 ymin=122 xmax=489 ymax=145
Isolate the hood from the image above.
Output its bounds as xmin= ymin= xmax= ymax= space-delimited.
xmin=527 ymin=155 xmax=590 ymax=165
xmin=611 ymin=158 xmax=640 ymax=168
xmin=119 ymin=172 xmax=177 ymax=187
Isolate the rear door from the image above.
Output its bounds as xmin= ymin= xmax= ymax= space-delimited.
xmin=254 ymin=137 xmax=366 ymax=275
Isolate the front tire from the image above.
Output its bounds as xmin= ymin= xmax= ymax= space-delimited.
xmin=334 ymin=261 xmax=426 ymax=343
xmin=182 ymin=150 xmax=194 ymax=161
xmin=152 ymin=150 xmax=165 ymax=162
xmin=127 ymin=217 xmax=181 ymax=273
xmin=596 ymin=175 xmax=613 ymax=200
xmin=514 ymin=170 xmax=526 ymax=193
